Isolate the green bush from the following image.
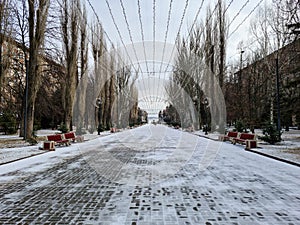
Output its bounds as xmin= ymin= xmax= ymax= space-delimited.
xmin=235 ymin=120 xmax=247 ymax=133
xmin=260 ymin=123 xmax=282 ymax=144
xmin=58 ymin=123 xmax=69 ymax=133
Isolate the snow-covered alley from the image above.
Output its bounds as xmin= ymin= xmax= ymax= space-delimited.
xmin=0 ymin=124 xmax=299 ymax=224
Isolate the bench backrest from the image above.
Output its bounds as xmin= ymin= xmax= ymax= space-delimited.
xmin=64 ymin=132 xmax=75 ymax=140
xmin=227 ymin=131 xmax=238 ymax=138
xmin=47 ymin=134 xmax=63 ymax=142
xmin=239 ymin=133 xmax=255 ymax=140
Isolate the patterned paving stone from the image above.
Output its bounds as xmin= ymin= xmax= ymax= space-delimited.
xmin=0 ymin=125 xmax=299 ymax=224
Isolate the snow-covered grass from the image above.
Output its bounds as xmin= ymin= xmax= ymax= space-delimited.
xmin=192 ymin=128 xmax=300 ymax=165
xmin=0 ymin=129 xmax=112 ymax=165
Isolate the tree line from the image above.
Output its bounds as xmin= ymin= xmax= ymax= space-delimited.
xmin=167 ymin=0 xmax=299 ymax=132
xmin=0 ymin=0 xmax=141 ymax=139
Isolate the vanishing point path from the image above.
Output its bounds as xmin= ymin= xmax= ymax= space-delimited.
xmin=0 ymin=125 xmax=299 ymax=224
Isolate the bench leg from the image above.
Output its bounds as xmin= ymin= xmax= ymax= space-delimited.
xmin=245 ymin=140 xmax=257 ymax=150
xmin=42 ymin=141 xmax=55 ymax=151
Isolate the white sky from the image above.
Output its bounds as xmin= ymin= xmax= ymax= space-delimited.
xmin=86 ymin=0 xmax=271 ymax=113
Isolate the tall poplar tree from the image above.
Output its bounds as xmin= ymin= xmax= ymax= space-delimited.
xmin=26 ymin=0 xmax=49 ymax=139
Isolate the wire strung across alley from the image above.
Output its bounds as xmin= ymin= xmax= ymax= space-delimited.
xmin=158 ymin=0 xmax=206 ymax=104
xmin=106 ymin=0 xmax=156 ymax=109
xmin=228 ymin=0 xmax=264 ymax=39
xmin=57 ymin=0 xmax=125 ymax=76
xmin=227 ymin=0 xmax=265 ymax=59
xmin=85 ymin=0 xmax=145 ymax=105
xmin=164 ymin=0 xmax=190 ymax=74
xmin=136 ymin=0 xmax=155 ymax=107
xmin=118 ymin=0 xmax=151 ymax=107
xmin=158 ymin=0 xmax=174 ymax=73
xmin=155 ymin=0 xmax=175 ymax=108
xmin=163 ymin=0 xmax=217 ymax=100
xmin=137 ymin=0 xmax=149 ymax=75
xmin=85 ymin=0 xmax=267 ymax=114
xmin=119 ymin=0 xmax=142 ymax=72
xmin=152 ymin=0 xmax=156 ymax=106
xmin=104 ymin=0 xmax=139 ymax=72
xmin=163 ymin=0 xmax=267 ymax=101
xmin=227 ymin=0 xmax=250 ymax=29
xmin=55 ymin=0 xmax=146 ymax=123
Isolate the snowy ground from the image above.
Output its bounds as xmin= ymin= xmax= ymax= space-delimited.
xmin=0 ymin=127 xmax=299 ymax=165
xmin=0 ymin=124 xmax=299 ymax=224
xmin=0 ymin=129 xmax=112 ymax=165
xmin=193 ymin=128 xmax=300 ymax=165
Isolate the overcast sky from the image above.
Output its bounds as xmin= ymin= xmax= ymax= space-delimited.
xmin=86 ymin=0 xmax=270 ymax=113
xmin=87 ymin=0 xmax=271 ymax=61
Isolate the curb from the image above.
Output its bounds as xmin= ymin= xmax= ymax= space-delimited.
xmin=245 ymin=149 xmax=300 ymax=167
xmin=0 ymin=151 xmax=48 ymax=166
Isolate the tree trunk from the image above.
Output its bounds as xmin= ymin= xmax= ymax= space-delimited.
xmin=61 ymin=0 xmax=79 ymax=131
xmin=26 ymin=0 xmax=49 ymax=139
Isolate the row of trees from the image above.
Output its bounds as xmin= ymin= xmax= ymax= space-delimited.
xmin=166 ymin=0 xmax=226 ymax=132
xmin=167 ymin=0 xmax=299 ymax=132
xmin=0 ymin=0 xmax=141 ymax=139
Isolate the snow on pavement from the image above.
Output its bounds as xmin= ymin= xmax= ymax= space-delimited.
xmin=0 ymin=124 xmax=299 ymax=224
xmin=0 ymin=124 xmax=299 ymax=186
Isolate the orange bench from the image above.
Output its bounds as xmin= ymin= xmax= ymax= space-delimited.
xmin=47 ymin=134 xmax=70 ymax=146
xmin=232 ymin=133 xmax=257 ymax=149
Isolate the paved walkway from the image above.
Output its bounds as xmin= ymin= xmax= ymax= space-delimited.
xmin=0 ymin=125 xmax=299 ymax=224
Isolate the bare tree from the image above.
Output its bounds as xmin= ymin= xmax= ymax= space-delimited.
xmin=113 ymin=64 xmax=137 ymax=128
xmin=244 ymin=1 xmax=299 ymax=127
xmin=91 ymin=21 xmax=105 ymax=131
xmin=0 ymin=0 xmax=14 ymax=103
xmin=11 ymin=0 xmax=29 ymax=137
xmin=216 ymin=0 xmax=227 ymax=89
xmin=74 ymin=2 xmax=88 ymax=133
xmin=167 ymin=0 xmax=227 ymax=132
xmin=60 ymin=0 xmax=79 ymax=131
xmin=106 ymin=50 xmax=116 ymax=129
xmin=25 ymin=0 xmax=49 ymax=139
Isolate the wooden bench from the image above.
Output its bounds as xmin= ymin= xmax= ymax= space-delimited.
xmin=232 ymin=133 xmax=257 ymax=149
xmin=41 ymin=141 xmax=55 ymax=151
xmin=64 ymin=132 xmax=76 ymax=142
xmin=219 ymin=131 xmax=238 ymax=142
xmin=65 ymin=132 xmax=85 ymax=142
xmin=47 ymin=134 xmax=70 ymax=146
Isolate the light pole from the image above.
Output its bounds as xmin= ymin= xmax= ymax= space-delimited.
xmin=96 ymin=98 xmax=102 ymax=135
xmin=275 ymin=57 xmax=281 ymax=132
xmin=204 ymin=98 xmax=209 ymax=135
xmin=239 ymin=50 xmax=244 ymax=119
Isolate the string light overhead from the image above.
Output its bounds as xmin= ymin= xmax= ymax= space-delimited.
xmin=84 ymin=0 xmax=266 ymax=113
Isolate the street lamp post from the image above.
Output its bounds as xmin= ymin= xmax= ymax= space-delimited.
xmin=204 ymin=98 xmax=209 ymax=135
xmin=239 ymin=50 xmax=245 ymax=119
xmin=96 ymin=98 xmax=102 ymax=135
xmin=275 ymin=57 xmax=281 ymax=132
